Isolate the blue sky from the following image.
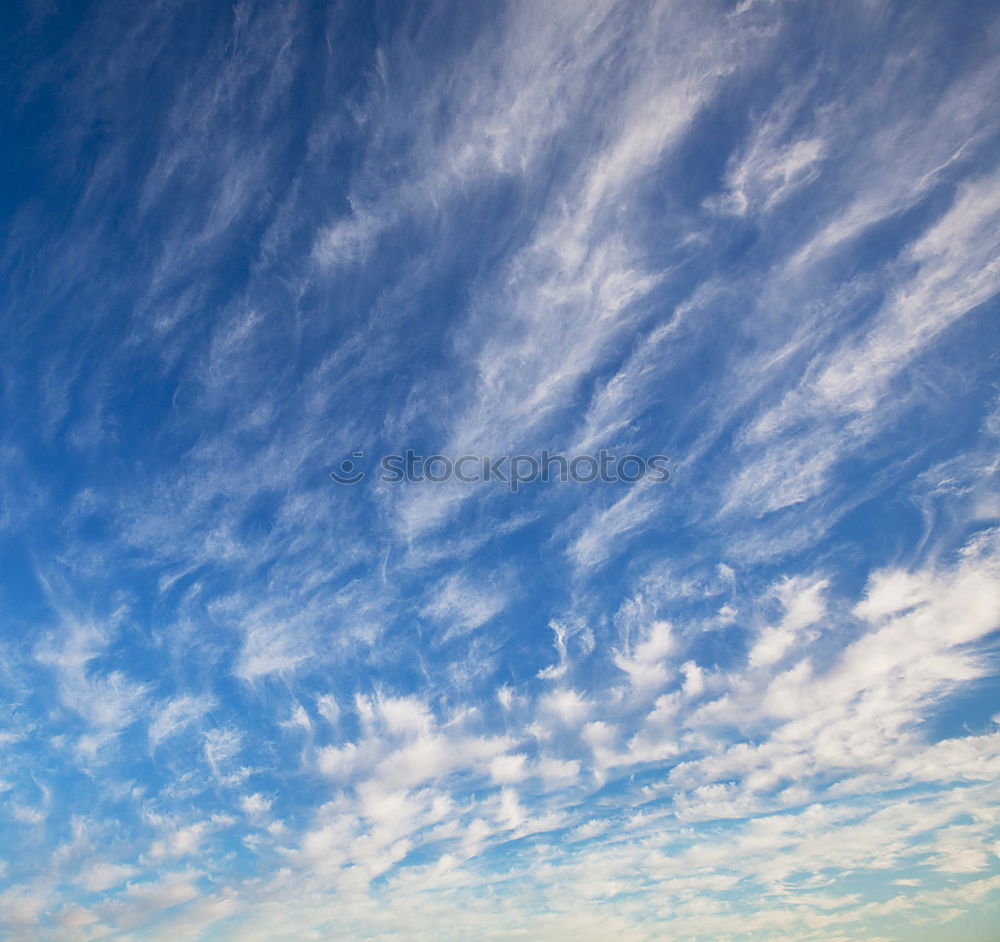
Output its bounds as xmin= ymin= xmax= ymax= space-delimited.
xmin=1 ymin=0 xmax=1000 ymax=939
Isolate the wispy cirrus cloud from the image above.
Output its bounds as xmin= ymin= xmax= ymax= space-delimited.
xmin=0 ymin=0 xmax=998 ymax=938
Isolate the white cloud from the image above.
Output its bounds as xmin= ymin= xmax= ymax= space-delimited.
xmin=148 ymin=694 xmax=216 ymax=748
xmin=420 ymin=573 xmax=508 ymax=638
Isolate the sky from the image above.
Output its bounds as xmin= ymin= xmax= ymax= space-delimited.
xmin=1 ymin=0 xmax=1000 ymax=939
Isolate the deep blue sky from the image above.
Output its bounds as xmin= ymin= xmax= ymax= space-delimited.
xmin=1 ymin=0 xmax=999 ymax=939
